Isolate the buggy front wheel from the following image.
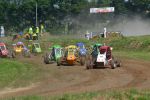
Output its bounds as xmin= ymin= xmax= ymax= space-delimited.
xmin=57 ymin=58 xmax=61 ymax=66
xmin=44 ymin=53 xmax=50 ymax=64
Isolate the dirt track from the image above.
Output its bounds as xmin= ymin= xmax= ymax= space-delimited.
xmin=0 ymin=56 xmax=150 ymax=98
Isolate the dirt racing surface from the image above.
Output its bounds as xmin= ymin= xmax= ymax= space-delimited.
xmin=0 ymin=55 xmax=150 ymax=98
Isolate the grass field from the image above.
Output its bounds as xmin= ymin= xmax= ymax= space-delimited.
xmin=114 ymin=51 xmax=150 ymax=61
xmin=0 ymin=59 xmax=40 ymax=89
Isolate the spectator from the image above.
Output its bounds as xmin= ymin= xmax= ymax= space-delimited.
xmin=29 ymin=27 xmax=33 ymax=40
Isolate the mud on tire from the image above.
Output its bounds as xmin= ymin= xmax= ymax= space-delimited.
xmin=86 ymin=56 xmax=93 ymax=69
xmin=86 ymin=60 xmax=90 ymax=69
xmin=80 ymin=56 xmax=85 ymax=66
xmin=116 ymin=59 xmax=121 ymax=67
xmin=44 ymin=53 xmax=50 ymax=64
xmin=111 ymin=60 xmax=117 ymax=69
xmin=22 ymin=50 xmax=31 ymax=58
xmin=57 ymin=58 xmax=61 ymax=66
xmin=11 ymin=51 xmax=16 ymax=58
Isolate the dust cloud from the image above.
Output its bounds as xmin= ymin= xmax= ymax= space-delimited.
xmin=109 ymin=16 xmax=150 ymax=36
xmin=63 ymin=11 xmax=150 ymax=36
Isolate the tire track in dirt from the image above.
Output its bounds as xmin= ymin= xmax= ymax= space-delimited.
xmin=0 ymin=57 xmax=150 ymax=98
xmin=122 ymin=59 xmax=150 ymax=89
xmin=39 ymin=65 xmax=133 ymax=96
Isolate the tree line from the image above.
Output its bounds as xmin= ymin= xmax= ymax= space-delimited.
xmin=0 ymin=0 xmax=150 ymax=34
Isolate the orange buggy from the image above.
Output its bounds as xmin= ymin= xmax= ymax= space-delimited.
xmin=57 ymin=45 xmax=85 ymax=66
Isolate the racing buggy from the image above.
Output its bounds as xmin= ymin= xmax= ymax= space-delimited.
xmin=76 ymin=42 xmax=87 ymax=65
xmin=76 ymin=42 xmax=87 ymax=56
xmin=91 ymin=43 xmax=103 ymax=51
xmin=0 ymin=42 xmax=10 ymax=58
xmin=31 ymin=43 xmax=42 ymax=53
xmin=12 ymin=42 xmax=30 ymax=58
xmin=44 ymin=45 xmax=63 ymax=64
xmin=87 ymin=43 xmax=103 ymax=55
xmin=86 ymin=45 xmax=121 ymax=69
xmin=28 ymin=42 xmax=42 ymax=55
xmin=57 ymin=45 xmax=85 ymax=66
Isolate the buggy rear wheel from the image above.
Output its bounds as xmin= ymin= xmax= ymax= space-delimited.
xmin=80 ymin=56 xmax=85 ymax=66
xmin=112 ymin=56 xmax=121 ymax=67
xmin=86 ymin=56 xmax=93 ymax=69
xmin=86 ymin=59 xmax=90 ymax=69
xmin=117 ymin=60 xmax=121 ymax=67
xmin=111 ymin=60 xmax=117 ymax=69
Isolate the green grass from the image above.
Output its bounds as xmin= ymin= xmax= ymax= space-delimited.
xmin=103 ymin=89 xmax=150 ymax=100
xmin=114 ymin=50 xmax=150 ymax=61
xmin=52 ymin=92 xmax=98 ymax=100
xmin=108 ymin=35 xmax=150 ymax=51
xmin=42 ymin=35 xmax=150 ymax=51
xmin=4 ymin=89 xmax=150 ymax=100
xmin=0 ymin=59 xmax=39 ymax=88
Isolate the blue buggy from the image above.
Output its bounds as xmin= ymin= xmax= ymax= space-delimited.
xmin=76 ymin=42 xmax=87 ymax=65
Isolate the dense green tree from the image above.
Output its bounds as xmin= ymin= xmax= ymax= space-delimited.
xmin=0 ymin=0 xmax=149 ymax=33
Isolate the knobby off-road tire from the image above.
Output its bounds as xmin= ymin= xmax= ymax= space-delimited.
xmin=22 ymin=50 xmax=31 ymax=58
xmin=80 ymin=56 xmax=85 ymax=66
xmin=86 ymin=60 xmax=90 ymax=69
xmin=112 ymin=55 xmax=121 ymax=68
xmin=111 ymin=60 xmax=117 ymax=69
xmin=44 ymin=53 xmax=50 ymax=64
xmin=116 ymin=59 xmax=121 ymax=67
xmin=115 ymin=60 xmax=121 ymax=67
xmin=57 ymin=58 xmax=61 ymax=66
xmin=11 ymin=51 xmax=16 ymax=58
xmin=86 ymin=56 xmax=93 ymax=69
xmin=86 ymin=55 xmax=90 ymax=69
xmin=7 ymin=50 xmax=14 ymax=58
xmin=91 ymin=57 xmax=96 ymax=69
